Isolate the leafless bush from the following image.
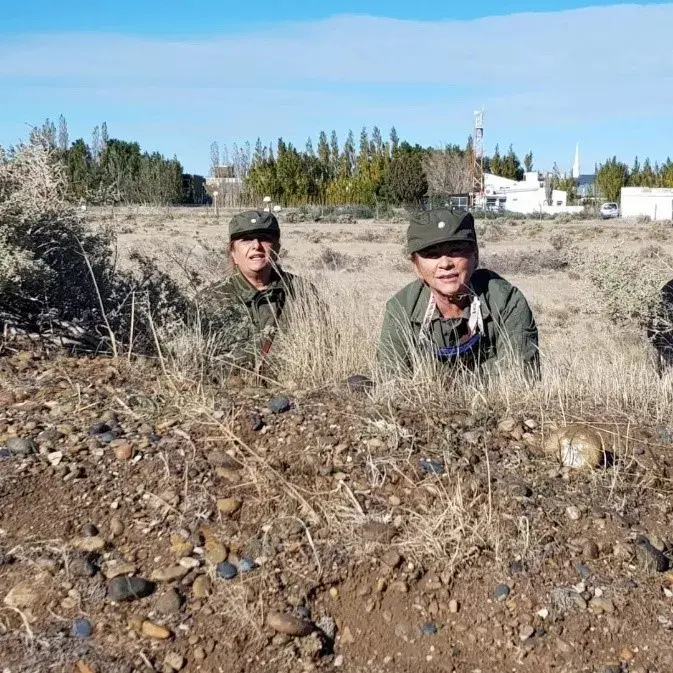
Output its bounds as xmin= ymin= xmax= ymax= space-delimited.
xmin=0 ymin=134 xmax=187 ymax=353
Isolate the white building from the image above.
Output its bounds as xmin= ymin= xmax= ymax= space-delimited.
xmin=621 ymin=187 xmax=673 ymax=221
xmin=480 ymin=171 xmax=581 ymax=215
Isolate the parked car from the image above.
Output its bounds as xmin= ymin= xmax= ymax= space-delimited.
xmin=599 ymin=202 xmax=620 ymax=219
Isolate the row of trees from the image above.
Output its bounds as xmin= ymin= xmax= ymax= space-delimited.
xmin=30 ymin=117 xmax=185 ymax=205
xmin=595 ymin=156 xmax=673 ymax=203
xmin=209 ymin=127 xmax=533 ymax=207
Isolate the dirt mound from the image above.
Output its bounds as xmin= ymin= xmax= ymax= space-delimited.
xmin=1 ymin=343 xmax=673 ymax=672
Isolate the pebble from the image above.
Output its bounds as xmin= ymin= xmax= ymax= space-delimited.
xmin=156 ymin=589 xmax=183 ymax=615
xmin=421 ymin=622 xmax=437 ymax=636
xmin=589 ymin=597 xmax=615 ymax=615
xmin=150 ymin=566 xmax=189 ymax=582
xmin=216 ymin=561 xmax=237 ymax=580
xmin=107 ymin=576 xmax=155 ymax=602
xmin=340 ymin=626 xmax=355 ymax=644
xmin=346 ymin=374 xmax=374 ymax=393
xmin=71 ymin=536 xmax=105 ymax=552
xmin=141 ymin=621 xmax=171 ymax=639
xmin=566 ymin=506 xmax=582 ymax=521
xmin=316 ymin=616 xmax=336 ymax=640
xmin=71 ymin=618 xmax=93 ymax=639
xmin=81 ymin=523 xmax=99 ymax=537
xmin=250 ymin=413 xmax=264 ymax=431
xmin=381 ymin=550 xmax=402 ymax=568
xmin=268 ymin=396 xmax=292 ymax=414
xmin=519 ymin=625 xmax=535 ymax=641
xmin=114 ymin=443 xmax=133 ymax=460
xmin=102 ymin=562 xmax=137 ymax=579
xmin=494 ymin=584 xmax=510 ymax=601
xmin=164 ymin=653 xmax=185 ymax=671
xmin=216 ymin=497 xmax=242 ymax=516
xmin=178 ymin=557 xmax=200 ymax=570
xmin=537 ymin=608 xmax=549 ymax=619
xmin=110 ymin=517 xmax=124 ymax=536
xmin=238 ymin=557 xmax=256 ymax=573
xmin=5 ymin=437 xmax=37 ymax=455
xmin=98 ymin=431 xmax=117 ymax=445
xmin=583 ymin=540 xmax=600 ymax=560
xmin=419 ymin=458 xmax=444 ymax=475
xmin=498 ymin=418 xmax=518 ymax=433
xmin=449 ymin=599 xmax=459 ymax=613
xmin=266 ymin=611 xmax=315 ymax=636
xmin=192 ymin=575 xmax=212 ymax=599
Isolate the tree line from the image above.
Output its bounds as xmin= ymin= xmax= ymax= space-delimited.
xmin=29 ymin=117 xmax=186 ymax=205
xmin=209 ymin=128 xmax=531 ymax=207
xmin=595 ymin=156 xmax=673 ymax=203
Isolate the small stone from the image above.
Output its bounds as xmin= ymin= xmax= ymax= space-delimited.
xmin=71 ymin=536 xmax=105 ymax=553
xmin=178 ymin=557 xmax=200 ymax=570
xmin=602 ymin=666 xmax=622 ymax=673
xmin=193 ymin=647 xmax=206 ymax=662
xmin=334 ymin=655 xmax=344 ymax=667
xmin=524 ymin=419 xmax=538 ymax=430
xmin=494 ymin=584 xmax=510 ymax=601
xmin=107 ymin=576 xmax=155 ymax=602
xmin=238 ymin=558 xmax=256 ymax=573
xmin=388 ymin=495 xmax=401 ymax=506
xmin=589 ymin=597 xmax=615 ymax=615
xmin=381 ymin=550 xmax=402 ymax=568
xmin=583 ymin=540 xmax=599 ymax=559
xmin=268 ymin=396 xmax=292 ymax=414
xmin=81 ymin=523 xmax=100 ymax=537
xmin=102 ymin=561 xmax=137 ymax=579
xmin=71 ymin=618 xmax=93 ymax=639
xmin=266 ymin=611 xmax=315 ymax=636
xmin=419 ymin=458 xmax=444 ymax=475
xmin=170 ymin=533 xmax=193 ymax=557
xmin=449 ymin=599 xmax=459 ymax=613
xmin=164 ymin=652 xmax=185 ymax=671
xmin=114 ymin=443 xmax=133 ymax=460
xmin=340 ymin=626 xmax=355 ymax=644
xmin=150 ymin=566 xmax=189 ymax=582
xmin=192 ymin=575 xmax=212 ymax=599
xmin=216 ymin=561 xmax=237 ymax=580
xmin=216 ymin=497 xmax=242 ymax=516
xmin=329 ymin=587 xmax=339 ymax=600
xmin=98 ymin=431 xmax=116 ymax=445
xmin=47 ymin=451 xmax=63 ymax=466
xmin=156 ymin=589 xmax=183 ymax=615
xmin=346 ymin=374 xmax=374 ymax=393
xmin=421 ymin=622 xmax=437 ymax=636
xmin=620 ymin=648 xmax=634 ymax=661
xmin=250 ymin=413 xmax=264 ymax=431
xmin=537 ymin=608 xmax=549 ymax=619
xmin=75 ymin=661 xmax=95 ymax=673
xmin=316 ymin=616 xmax=336 ymax=640
xmin=203 ymin=533 xmax=227 ymax=565
xmin=141 ymin=621 xmax=171 ymax=639
xmin=110 ymin=517 xmax=124 ymax=536
xmin=519 ymin=625 xmax=535 ymax=641
xmin=566 ymin=506 xmax=582 ymax=521
xmin=498 ymin=418 xmax=518 ymax=433
xmin=509 ymin=560 xmax=524 ymax=575
xmin=5 ymin=437 xmax=37 ymax=455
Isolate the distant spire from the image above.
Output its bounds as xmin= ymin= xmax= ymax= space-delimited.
xmin=572 ymin=143 xmax=580 ymax=179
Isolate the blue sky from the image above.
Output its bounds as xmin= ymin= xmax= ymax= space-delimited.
xmin=1 ymin=1 xmax=672 ymax=175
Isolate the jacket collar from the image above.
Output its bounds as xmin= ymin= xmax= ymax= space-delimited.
xmin=410 ymin=278 xmax=491 ymax=323
xmin=228 ymin=268 xmax=286 ymax=303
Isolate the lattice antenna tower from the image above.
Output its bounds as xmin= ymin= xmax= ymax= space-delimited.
xmin=470 ymin=107 xmax=485 ymax=207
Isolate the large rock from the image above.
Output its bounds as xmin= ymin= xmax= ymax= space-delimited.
xmin=543 ymin=424 xmax=605 ymax=469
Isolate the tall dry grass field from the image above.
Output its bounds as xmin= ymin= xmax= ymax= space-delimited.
xmin=94 ymin=205 xmax=673 ymax=426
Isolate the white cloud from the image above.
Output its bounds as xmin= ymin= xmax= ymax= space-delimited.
xmin=2 ymin=4 xmax=672 ymax=171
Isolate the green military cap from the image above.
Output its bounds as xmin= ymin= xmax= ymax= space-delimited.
xmin=406 ymin=208 xmax=477 ymax=255
xmin=228 ymin=210 xmax=281 ymax=242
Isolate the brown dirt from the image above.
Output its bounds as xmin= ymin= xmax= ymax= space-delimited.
xmin=2 ymin=340 xmax=673 ymax=672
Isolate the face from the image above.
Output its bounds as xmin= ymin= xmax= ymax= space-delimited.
xmin=412 ymin=241 xmax=476 ymax=299
xmin=230 ymin=233 xmax=280 ymax=275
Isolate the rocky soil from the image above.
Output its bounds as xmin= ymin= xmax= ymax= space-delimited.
xmin=2 ymin=341 xmax=673 ymax=673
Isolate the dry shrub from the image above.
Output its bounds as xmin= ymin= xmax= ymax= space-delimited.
xmin=563 ymin=243 xmax=672 ymax=327
xmin=480 ymin=249 xmax=567 ymax=276
xmin=0 ymin=135 xmax=187 ymax=353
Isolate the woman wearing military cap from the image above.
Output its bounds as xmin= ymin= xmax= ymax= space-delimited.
xmin=197 ymin=209 xmax=318 ymax=377
xmin=377 ymin=209 xmax=539 ymax=379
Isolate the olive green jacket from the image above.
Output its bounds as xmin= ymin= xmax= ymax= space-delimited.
xmin=377 ymin=269 xmax=540 ymax=379
xmin=197 ymin=269 xmax=314 ymax=372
